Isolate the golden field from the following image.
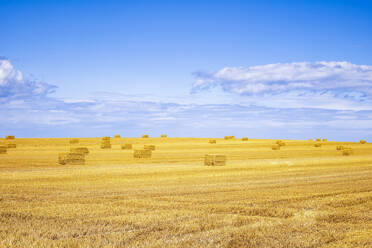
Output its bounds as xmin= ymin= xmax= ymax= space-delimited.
xmin=0 ymin=137 xmax=371 ymax=247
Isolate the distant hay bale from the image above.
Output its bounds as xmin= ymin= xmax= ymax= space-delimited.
xmin=7 ymin=143 xmax=16 ymax=149
xmin=70 ymin=147 xmax=89 ymax=155
xmin=276 ymin=140 xmax=286 ymax=146
xmin=69 ymin=139 xmax=79 ymax=144
xmin=58 ymin=152 xmax=85 ymax=165
xmin=316 ymin=138 xmax=321 ymax=142
xmin=100 ymin=140 xmax=111 ymax=149
xmin=272 ymin=145 xmax=280 ymax=150
xmin=360 ymin=140 xmax=367 ymax=144
xmin=224 ymin=136 xmax=235 ymax=140
xmin=336 ymin=145 xmax=344 ymax=150
xmin=209 ymin=139 xmax=216 ymax=144
xmin=308 ymin=139 xmax=313 ymax=141
xmin=5 ymin=135 xmax=15 ymax=140
xmin=242 ymin=137 xmax=248 ymax=141
xmin=114 ymin=135 xmax=121 ymax=138
xmin=133 ymin=149 xmax=152 ymax=158
xmin=121 ymin=144 xmax=133 ymax=149
xmin=314 ymin=143 xmax=322 ymax=147
xmin=322 ymin=139 xmax=327 ymax=142
xmin=142 ymin=134 xmax=149 ymax=138
xmin=144 ymin=145 xmax=156 ymax=151
xmin=102 ymin=136 xmax=111 ymax=141
xmin=0 ymin=146 xmax=7 ymax=154
xmin=342 ymin=148 xmax=354 ymax=156
xmin=161 ymin=134 xmax=167 ymax=138
xmin=204 ymin=154 xmax=226 ymax=166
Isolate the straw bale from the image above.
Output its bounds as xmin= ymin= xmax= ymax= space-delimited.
xmin=204 ymin=154 xmax=226 ymax=166
xmin=69 ymin=139 xmax=79 ymax=144
xmin=316 ymin=138 xmax=321 ymax=142
xmin=342 ymin=148 xmax=354 ymax=156
xmin=114 ymin=135 xmax=121 ymax=138
xmin=144 ymin=145 xmax=156 ymax=150
xmin=209 ymin=139 xmax=216 ymax=144
xmin=133 ymin=149 xmax=152 ymax=158
xmin=224 ymin=136 xmax=235 ymax=140
xmin=161 ymin=134 xmax=167 ymax=138
xmin=5 ymin=135 xmax=15 ymax=139
xmin=121 ymin=144 xmax=133 ymax=149
xmin=360 ymin=140 xmax=367 ymax=144
xmin=336 ymin=145 xmax=344 ymax=150
xmin=70 ymin=147 xmax=89 ymax=155
xmin=142 ymin=134 xmax=149 ymax=138
xmin=322 ymin=139 xmax=327 ymax=142
xmin=100 ymin=141 xmax=111 ymax=149
xmin=272 ymin=145 xmax=280 ymax=150
xmin=276 ymin=140 xmax=286 ymax=146
xmin=102 ymin=137 xmax=111 ymax=141
xmin=314 ymin=143 xmax=322 ymax=147
xmin=0 ymin=146 xmax=7 ymax=154
xmin=7 ymin=143 xmax=16 ymax=149
xmin=58 ymin=152 xmax=85 ymax=165
xmin=242 ymin=137 xmax=248 ymax=141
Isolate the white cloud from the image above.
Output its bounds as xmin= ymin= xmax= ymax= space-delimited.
xmin=0 ymin=59 xmax=56 ymax=99
xmin=193 ymin=61 xmax=372 ymax=95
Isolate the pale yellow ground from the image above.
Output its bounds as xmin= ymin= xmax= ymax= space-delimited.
xmin=0 ymin=137 xmax=371 ymax=247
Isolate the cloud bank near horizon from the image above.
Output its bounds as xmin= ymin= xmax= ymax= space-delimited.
xmin=193 ymin=61 xmax=372 ymax=95
xmin=1 ymin=59 xmax=372 ymax=140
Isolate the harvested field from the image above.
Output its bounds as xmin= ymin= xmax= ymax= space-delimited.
xmin=0 ymin=137 xmax=371 ymax=247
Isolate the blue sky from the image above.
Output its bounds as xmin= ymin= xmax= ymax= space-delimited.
xmin=1 ymin=0 xmax=372 ymax=140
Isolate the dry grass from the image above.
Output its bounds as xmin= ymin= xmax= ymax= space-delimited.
xmin=0 ymin=137 xmax=371 ymax=247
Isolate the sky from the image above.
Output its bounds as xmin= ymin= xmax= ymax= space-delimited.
xmin=1 ymin=0 xmax=372 ymax=140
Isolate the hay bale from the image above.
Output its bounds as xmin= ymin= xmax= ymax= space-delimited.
xmin=204 ymin=154 xmax=226 ymax=166
xmin=100 ymin=140 xmax=111 ymax=149
xmin=308 ymin=139 xmax=313 ymax=141
xmin=70 ymin=147 xmax=89 ymax=155
xmin=272 ymin=145 xmax=280 ymax=150
xmin=276 ymin=140 xmax=286 ymax=146
xmin=242 ymin=137 xmax=248 ymax=141
xmin=133 ymin=149 xmax=152 ymax=158
xmin=360 ymin=140 xmax=367 ymax=144
xmin=144 ymin=145 xmax=156 ymax=151
xmin=142 ymin=134 xmax=149 ymax=138
xmin=114 ymin=135 xmax=121 ymax=138
xmin=314 ymin=143 xmax=322 ymax=147
xmin=316 ymin=138 xmax=321 ymax=142
xmin=161 ymin=134 xmax=167 ymax=138
xmin=102 ymin=136 xmax=111 ymax=141
xmin=7 ymin=143 xmax=16 ymax=149
xmin=121 ymin=144 xmax=133 ymax=150
xmin=58 ymin=152 xmax=85 ymax=165
xmin=224 ymin=136 xmax=235 ymax=140
xmin=209 ymin=139 xmax=216 ymax=144
xmin=5 ymin=135 xmax=15 ymax=140
xmin=69 ymin=139 xmax=79 ymax=144
xmin=0 ymin=146 xmax=7 ymax=154
xmin=336 ymin=145 xmax=344 ymax=150
xmin=322 ymin=139 xmax=327 ymax=142
xmin=342 ymin=148 xmax=354 ymax=156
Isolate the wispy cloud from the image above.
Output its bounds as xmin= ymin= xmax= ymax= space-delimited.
xmin=193 ymin=61 xmax=372 ymax=95
xmin=0 ymin=59 xmax=56 ymax=100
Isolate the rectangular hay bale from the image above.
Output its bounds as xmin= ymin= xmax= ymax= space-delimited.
xmin=5 ymin=135 xmax=15 ymax=140
xmin=7 ymin=143 xmax=16 ymax=149
xmin=121 ymin=144 xmax=133 ymax=149
xmin=133 ymin=149 xmax=152 ymax=158
xmin=70 ymin=147 xmax=89 ymax=155
xmin=144 ymin=145 xmax=155 ymax=151
xmin=0 ymin=146 xmax=7 ymax=154
xmin=204 ymin=154 xmax=226 ymax=166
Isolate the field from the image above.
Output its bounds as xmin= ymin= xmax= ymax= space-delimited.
xmin=0 ymin=137 xmax=372 ymax=247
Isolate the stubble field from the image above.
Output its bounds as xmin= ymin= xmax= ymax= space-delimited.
xmin=0 ymin=137 xmax=371 ymax=247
